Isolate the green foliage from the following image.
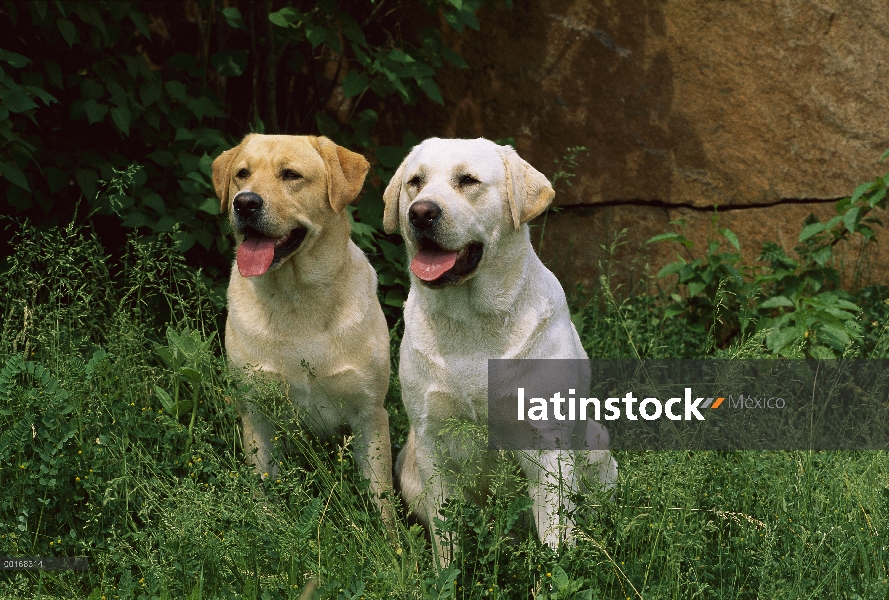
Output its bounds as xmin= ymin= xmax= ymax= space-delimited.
xmin=0 ymin=216 xmax=399 ymax=598
xmin=2 ymin=213 xmax=889 ymax=597
xmin=0 ymin=0 xmax=494 ymax=315
xmin=537 ymin=566 xmax=595 ymax=600
xmin=644 ymin=154 xmax=889 ymax=358
xmin=549 ymin=145 xmax=588 ymax=195
xmin=3 ymin=10 xmax=889 ymax=594
xmin=536 ymin=146 xmax=589 ymax=256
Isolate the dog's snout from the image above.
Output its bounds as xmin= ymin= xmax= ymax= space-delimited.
xmin=408 ymin=200 xmax=441 ymax=231
xmin=233 ymin=192 xmax=263 ymax=220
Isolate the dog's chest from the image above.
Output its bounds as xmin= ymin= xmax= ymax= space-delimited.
xmin=228 ymin=321 xmax=357 ymax=432
xmin=403 ymin=343 xmax=490 ymax=422
xmin=227 ymin=301 xmax=328 ymax=362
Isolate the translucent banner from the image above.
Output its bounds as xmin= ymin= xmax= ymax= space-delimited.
xmin=487 ymin=359 xmax=889 ymax=450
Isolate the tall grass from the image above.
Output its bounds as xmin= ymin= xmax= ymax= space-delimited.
xmin=0 ymin=217 xmax=887 ymax=599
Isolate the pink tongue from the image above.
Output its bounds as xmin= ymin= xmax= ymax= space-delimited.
xmin=237 ymin=236 xmax=276 ymax=277
xmin=410 ymin=249 xmax=459 ymax=281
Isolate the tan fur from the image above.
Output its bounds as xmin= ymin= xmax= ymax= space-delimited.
xmin=382 ymin=159 xmax=407 ymax=234
xmin=212 ymin=133 xmax=255 ymax=213
xmin=385 ymin=138 xmax=618 ymax=563
xmin=500 ymin=144 xmax=555 ymax=230
xmin=214 ymin=134 xmax=394 ymax=528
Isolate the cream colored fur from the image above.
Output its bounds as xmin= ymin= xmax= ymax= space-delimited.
xmin=213 ymin=134 xmax=393 ymax=527
xmin=384 ymin=138 xmax=618 ymax=563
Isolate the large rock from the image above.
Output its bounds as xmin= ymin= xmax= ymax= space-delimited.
xmin=411 ymin=0 xmax=889 ymax=288
xmin=429 ymin=0 xmax=889 ymax=207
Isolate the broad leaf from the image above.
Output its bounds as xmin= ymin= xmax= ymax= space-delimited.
xmin=719 ymin=228 xmax=740 ymax=250
xmin=687 ymin=280 xmax=706 ymax=297
xmin=83 ymin=99 xmax=108 ymax=124
xmin=268 ymin=7 xmax=299 ymax=28
xmin=179 ymin=367 xmax=202 ymax=384
xmin=56 ymin=18 xmax=76 ymax=47
xmin=172 ymin=400 xmax=193 ymax=416
xmin=375 ymin=146 xmax=406 ymax=169
xmin=441 ymin=47 xmax=468 ymax=68
xmin=656 ymin=261 xmax=685 ymax=278
xmin=759 ymin=296 xmax=794 ymax=309
xmin=305 ymin=23 xmax=327 ymax=47
xmin=867 ymin=186 xmax=886 ymax=208
xmin=315 ymin=112 xmax=339 ymax=137
xmin=129 ymin=12 xmax=152 ymax=39
xmin=850 ymin=180 xmax=877 ymax=203
xmin=210 ymin=50 xmax=248 ymax=77
xmin=647 ymin=232 xmax=680 ymax=243
xmin=819 ymin=322 xmax=850 ymax=347
xmin=0 ymin=49 xmax=29 ymax=68
xmin=417 ymin=78 xmax=443 ymax=104
xmin=222 ymin=7 xmax=245 ymax=29
xmin=110 ymin=105 xmax=131 ymax=136
xmin=3 ymin=89 xmax=37 ymax=113
xmin=808 ymin=345 xmax=836 ymax=359
xmin=843 ymin=206 xmax=861 ymax=232
xmin=165 ymin=80 xmax=187 ymax=102
xmin=75 ymin=168 xmax=98 ymax=200
xmin=811 ymin=245 xmax=832 ymax=266
xmin=0 ymin=161 xmax=29 ymax=191
xmin=154 ymin=385 xmax=176 ymax=413
xmin=798 ymin=221 xmax=826 ymax=242
xmin=341 ymin=70 xmax=368 ymax=98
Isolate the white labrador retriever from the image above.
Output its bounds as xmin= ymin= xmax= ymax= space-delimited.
xmin=213 ymin=134 xmax=393 ymax=528
xmin=383 ymin=137 xmax=618 ymax=562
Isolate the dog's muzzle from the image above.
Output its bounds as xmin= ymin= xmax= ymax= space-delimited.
xmin=405 ymin=199 xmax=482 ymax=287
xmin=230 ymin=191 xmax=308 ymax=278
xmin=233 ymin=191 xmax=263 ymax=224
xmin=408 ymin=200 xmax=442 ymax=233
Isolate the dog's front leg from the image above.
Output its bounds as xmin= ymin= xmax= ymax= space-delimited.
xmin=350 ymin=408 xmax=396 ymax=531
xmin=413 ymin=432 xmax=459 ymax=566
xmin=240 ymin=405 xmax=279 ymax=479
xmin=518 ymin=450 xmax=579 ymax=549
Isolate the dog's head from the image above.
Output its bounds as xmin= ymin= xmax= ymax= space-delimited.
xmin=382 ymin=138 xmax=554 ymax=287
xmin=212 ymin=134 xmax=369 ymax=278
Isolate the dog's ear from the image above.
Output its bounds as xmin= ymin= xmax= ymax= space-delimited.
xmin=382 ymin=159 xmax=408 ymax=234
xmin=315 ymin=137 xmax=370 ymax=213
xmin=499 ymin=145 xmax=555 ymax=231
xmin=212 ymin=134 xmax=253 ymax=214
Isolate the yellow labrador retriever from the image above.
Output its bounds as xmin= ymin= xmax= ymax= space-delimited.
xmin=212 ymin=134 xmax=393 ymax=526
xmin=383 ymin=137 xmax=618 ymax=561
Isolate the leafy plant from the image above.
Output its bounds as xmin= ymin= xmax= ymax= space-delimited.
xmin=154 ymin=327 xmax=216 ymax=454
xmin=536 ymin=565 xmax=596 ymax=600
xmin=0 ymin=0 xmax=499 ymax=317
xmin=645 ymin=155 xmax=889 ymax=357
xmin=2 ymin=212 xmax=889 ymax=598
xmin=537 ymin=145 xmax=589 ymax=256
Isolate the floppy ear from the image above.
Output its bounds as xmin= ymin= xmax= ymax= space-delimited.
xmin=382 ymin=159 xmax=408 ymax=234
xmin=212 ymin=134 xmax=253 ymax=214
xmin=315 ymin=136 xmax=370 ymax=213
xmin=499 ymin=145 xmax=555 ymax=231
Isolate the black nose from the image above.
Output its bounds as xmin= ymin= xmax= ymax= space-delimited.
xmin=233 ymin=192 xmax=263 ymax=220
xmin=408 ymin=200 xmax=441 ymax=231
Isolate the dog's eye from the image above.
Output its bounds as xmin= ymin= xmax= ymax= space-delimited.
xmin=236 ymin=168 xmax=250 ymax=179
xmin=458 ymin=174 xmax=479 ymax=186
xmin=282 ymin=169 xmax=302 ymax=181
xmin=407 ymin=175 xmax=422 ymax=187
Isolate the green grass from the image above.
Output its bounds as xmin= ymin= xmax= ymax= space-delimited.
xmin=1 ymin=220 xmax=888 ymax=599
